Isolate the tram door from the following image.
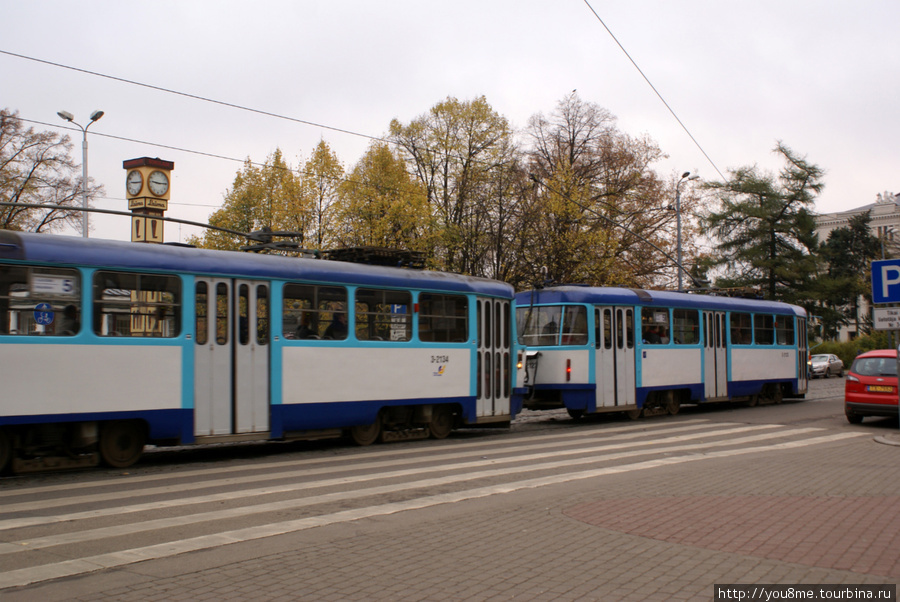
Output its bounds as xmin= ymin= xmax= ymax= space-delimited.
xmin=594 ymin=306 xmax=635 ymax=408
xmin=797 ymin=317 xmax=808 ymax=392
xmin=476 ymin=298 xmax=511 ymax=418
xmin=703 ymin=311 xmax=728 ymax=400
xmin=194 ymin=278 xmax=270 ymax=437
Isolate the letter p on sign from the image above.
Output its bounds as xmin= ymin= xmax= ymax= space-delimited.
xmin=884 ymin=266 xmax=900 ymax=299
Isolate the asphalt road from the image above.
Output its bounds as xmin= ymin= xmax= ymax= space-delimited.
xmin=1 ymin=376 xmax=898 ymax=601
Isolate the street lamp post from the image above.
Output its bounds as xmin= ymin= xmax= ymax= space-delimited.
xmin=675 ymin=171 xmax=699 ymax=291
xmin=57 ymin=109 xmax=104 ymax=237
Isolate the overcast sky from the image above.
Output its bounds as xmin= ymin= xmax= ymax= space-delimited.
xmin=3 ymin=1 xmax=898 ymax=243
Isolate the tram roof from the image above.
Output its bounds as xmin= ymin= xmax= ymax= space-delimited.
xmin=0 ymin=231 xmax=514 ymax=298
xmin=516 ymin=286 xmax=806 ymax=317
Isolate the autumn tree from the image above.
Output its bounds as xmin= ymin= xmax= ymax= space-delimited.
xmin=190 ymin=149 xmax=302 ymax=251
xmin=478 ymin=136 xmax=532 ymax=284
xmin=702 ymin=143 xmax=822 ymax=303
xmin=520 ymin=92 xmax=675 ymax=287
xmin=300 ymin=140 xmax=343 ymax=250
xmin=389 ymin=96 xmax=519 ymax=276
xmin=333 ymin=142 xmax=433 ymax=252
xmin=0 ymin=109 xmax=103 ymax=233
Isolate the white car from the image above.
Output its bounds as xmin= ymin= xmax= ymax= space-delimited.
xmin=809 ymin=354 xmax=844 ymax=378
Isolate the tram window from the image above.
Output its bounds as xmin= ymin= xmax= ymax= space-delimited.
xmin=0 ymin=266 xmax=81 ymax=336
xmin=561 ymin=306 xmax=588 ymax=345
xmin=672 ymin=309 xmax=699 ymax=345
xmin=476 ymin=350 xmax=482 ymax=398
xmin=641 ymin=309 xmax=669 ymax=344
xmin=484 ymin=302 xmax=492 ymax=348
xmin=477 ymin=300 xmax=482 ymax=347
xmin=195 ymin=282 xmax=208 ymax=345
xmin=355 ymin=288 xmax=411 ymax=341
xmin=754 ymin=314 xmax=775 ymax=345
xmin=503 ymin=303 xmax=510 ymax=349
xmin=516 ymin=305 xmax=562 ymax=346
xmin=256 ymin=285 xmax=269 ymax=345
xmin=282 ymin=284 xmax=347 ymax=340
xmin=484 ymin=352 xmax=492 ymax=398
xmin=626 ymin=309 xmax=634 ymax=348
xmin=419 ymin=293 xmax=468 ymax=342
xmin=238 ymin=284 xmax=250 ymax=345
xmin=775 ymin=316 xmax=794 ymax=345
xmin=93 ymin=271 xmax=180 ymax=338
xmin=730 ymin=312 xmax=752 ymax=345
xmin=503 ymin=351 xmax=510 ymax=397
xmin=494 ymin=301 xmax=505 ymax=347
xmin=602 ymin=309 xmax=612 ymax=349
xmin=236 ymin=284 xmax=268 ymax=346
xmin=215 ymin=283 xmax=228 ymax=344
xmin=494 ymin=302 xmax=502 ymax=349
xmin=616 ymin=309 xmax=624 ymax=349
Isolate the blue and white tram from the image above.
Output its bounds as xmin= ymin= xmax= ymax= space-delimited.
xmin=515 ymin=286 xmax=808 ymax=418
xmin=0 ymin=231 xmax=518 ymax=472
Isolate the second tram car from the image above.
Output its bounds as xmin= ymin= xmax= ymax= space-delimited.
xmin=0 ymin=231 xmax=519 ymax=472
xmin=515 ymin=286 xmax=808 ymax=418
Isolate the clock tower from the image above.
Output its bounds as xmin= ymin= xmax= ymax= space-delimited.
xmin=123 ymin=157 xmax=173 ymax=243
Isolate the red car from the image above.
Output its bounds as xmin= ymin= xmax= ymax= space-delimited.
xmin=844 ymin=349 xmax=899 ymax=424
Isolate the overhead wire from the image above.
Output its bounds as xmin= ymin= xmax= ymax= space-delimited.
xmin=0 ymin=49 xmax=383 ymax=145
xmin=3 ymin=43 xmax=706 ymax=185
xmin=581 ymin=0 xmax=725 ymax=181
xmin=6 ymin=40 xmax=712 ymax=263
xmin=17 ymin=116 xmax=412 ymax=212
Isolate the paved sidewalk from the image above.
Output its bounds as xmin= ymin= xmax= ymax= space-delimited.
xmin=3 ymin=432 xmax=898 ymax=601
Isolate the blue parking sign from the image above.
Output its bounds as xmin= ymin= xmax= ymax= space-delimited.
xmin=872 ymin=259 xmax=900 ymax=304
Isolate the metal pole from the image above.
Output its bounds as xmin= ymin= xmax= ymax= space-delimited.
xmin=881 ymin=230 xmax=895 ymax=351
xmin=675 ymin=172 xmax=698 ymax=291
xmin=57 ymin=110 xmax=102 ymax=238
xmin=81 ymin=131 xmax=88 ymax=238
xmin=676 ymin=182 xmax=683 ymax=291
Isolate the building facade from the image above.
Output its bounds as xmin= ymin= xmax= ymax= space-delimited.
xmin=814 ymin=191 xmax=899 ymax=341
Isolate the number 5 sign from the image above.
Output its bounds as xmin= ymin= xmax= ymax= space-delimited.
xmin=871 ymin=259 xmax=900 ymax=304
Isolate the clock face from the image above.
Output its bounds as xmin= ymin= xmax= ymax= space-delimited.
xmin=148 ymin=170 xmax=169 ymax=196
xmin=126 ymin=170 xmax=143 ymax=196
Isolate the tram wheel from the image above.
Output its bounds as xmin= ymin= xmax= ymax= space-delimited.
xmin=349 ymin=415 xmax=382 ymax=446
xmin=99 ymin=420 xmax=146 ymax=468
xmin=666 ymin=393 xmax=680 ymax=416
xmin=770 ymin=384 xmax=784 ymax=405
xmin=626 ymin=408 xmax=642 ymax=420
xmin=567 ymin=408 xmax=585 ymax=420
xmin=429 ymin=406 xmax=453 ymax=439
xmin=0 ymin=428 xmax=11 ymax=474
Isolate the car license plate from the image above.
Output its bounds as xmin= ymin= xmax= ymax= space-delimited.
xmin=867 ymin=385 xmax=894 ymax=393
